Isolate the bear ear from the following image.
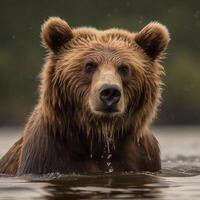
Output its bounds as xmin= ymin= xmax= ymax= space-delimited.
xmin=41 ymin=17 xmax=74 ymax=53
xmin=135 ymin=22 xmax=170 ymax=60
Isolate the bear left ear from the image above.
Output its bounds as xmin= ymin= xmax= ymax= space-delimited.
xmin=135 ymin=22 xmax=170 ymax=60
xmin=41 ymin=17 xmax=74 ymax=53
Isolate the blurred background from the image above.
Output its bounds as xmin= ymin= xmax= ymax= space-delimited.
xmin=1 ymin=0 xmax=200 ymax=127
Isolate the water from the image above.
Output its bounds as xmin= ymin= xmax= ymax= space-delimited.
xmin=0 ymin=127 xmax=200 ymax=200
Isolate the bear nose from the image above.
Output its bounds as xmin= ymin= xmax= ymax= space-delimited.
xmin=99 ymin=84 xmax=121 ymax=107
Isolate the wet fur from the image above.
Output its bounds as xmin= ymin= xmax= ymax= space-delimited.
xmin=0 ymin=17 xmax=170 ymax=175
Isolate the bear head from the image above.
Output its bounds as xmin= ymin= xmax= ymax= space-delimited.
xmin=40 ymin=17 xmax=170 ymax=143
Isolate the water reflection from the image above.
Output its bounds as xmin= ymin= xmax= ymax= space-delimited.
xmin=2 ymin=172 xmax=200 ymax=200
xmin=29 ymin=173 xmax=169 ymax=199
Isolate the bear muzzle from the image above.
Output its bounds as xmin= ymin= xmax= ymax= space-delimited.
xmin=98 ymin=84 xmax=121 ymax=112
xmin=88 ymin=66 xmax=125 ymax=115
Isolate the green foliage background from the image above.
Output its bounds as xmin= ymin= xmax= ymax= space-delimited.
xmin=1 ymin=0 xmax=200 ymax=126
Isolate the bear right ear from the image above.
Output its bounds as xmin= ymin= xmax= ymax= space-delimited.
xmin=41 ymin=17 xmax=74 ymax=53
xmin=134 ymin=22 xmax=170 ymax=60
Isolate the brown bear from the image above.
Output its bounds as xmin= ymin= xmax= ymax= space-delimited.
xmin=0 ymin=17 xmax=170 ymax=175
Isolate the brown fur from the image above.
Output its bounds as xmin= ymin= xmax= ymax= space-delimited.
xmin=0 ymin=17 xmax=170 ymax=175
xmin=0 ymin=138 xmax=22 ymax=175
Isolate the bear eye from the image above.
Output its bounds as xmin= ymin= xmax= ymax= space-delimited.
xmin=85 ymin=61 xmax=98 ymax=74
xmin=118 ymin=64 xmax=130 ymax=77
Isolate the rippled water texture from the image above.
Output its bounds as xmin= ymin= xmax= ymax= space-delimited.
xmin=0 ymin=127 xmax=200 ymax=200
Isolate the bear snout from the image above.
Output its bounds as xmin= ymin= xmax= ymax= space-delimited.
xmin=99 ymin=84 xmax=121 ymax=110
xmin=89 ymin=83 xmax=124 ymax=115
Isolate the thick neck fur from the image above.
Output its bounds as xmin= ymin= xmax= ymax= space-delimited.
xmin=35 ymin=97 xmax=152 ymax=158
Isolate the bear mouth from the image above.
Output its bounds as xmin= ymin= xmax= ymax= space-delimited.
xmin=101 ymin=107 xmax=119 ymax=113
xmin=95 ymin=106 xmax=120 ymax=115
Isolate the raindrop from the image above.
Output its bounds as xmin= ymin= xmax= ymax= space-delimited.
xmin=139 ymin=16 xmax=144 ymax=24
xmin=125 ymin=1 xmax=131 ymax=7
xmin=194 ymin=11 xmax=200 ymax=19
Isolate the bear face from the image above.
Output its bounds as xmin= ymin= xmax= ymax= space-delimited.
xmin=41 ymin=17 xmax=170 ymax=143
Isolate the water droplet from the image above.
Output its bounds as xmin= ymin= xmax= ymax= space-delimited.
xmin=148 ymin=156 xmax=152 ymax=161
xmin=107 ymin=154 xmax=112 ymax=159
xmin=108 ymin=168 xmax=114 ymax=173
xmin=107 ymin=162 xmax=111 ymax=166
xmin=90 ymin=141 xmax=93 ymax=158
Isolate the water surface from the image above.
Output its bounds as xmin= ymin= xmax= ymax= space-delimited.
xmin=0 ymin=127 xmax=200 ymax=200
